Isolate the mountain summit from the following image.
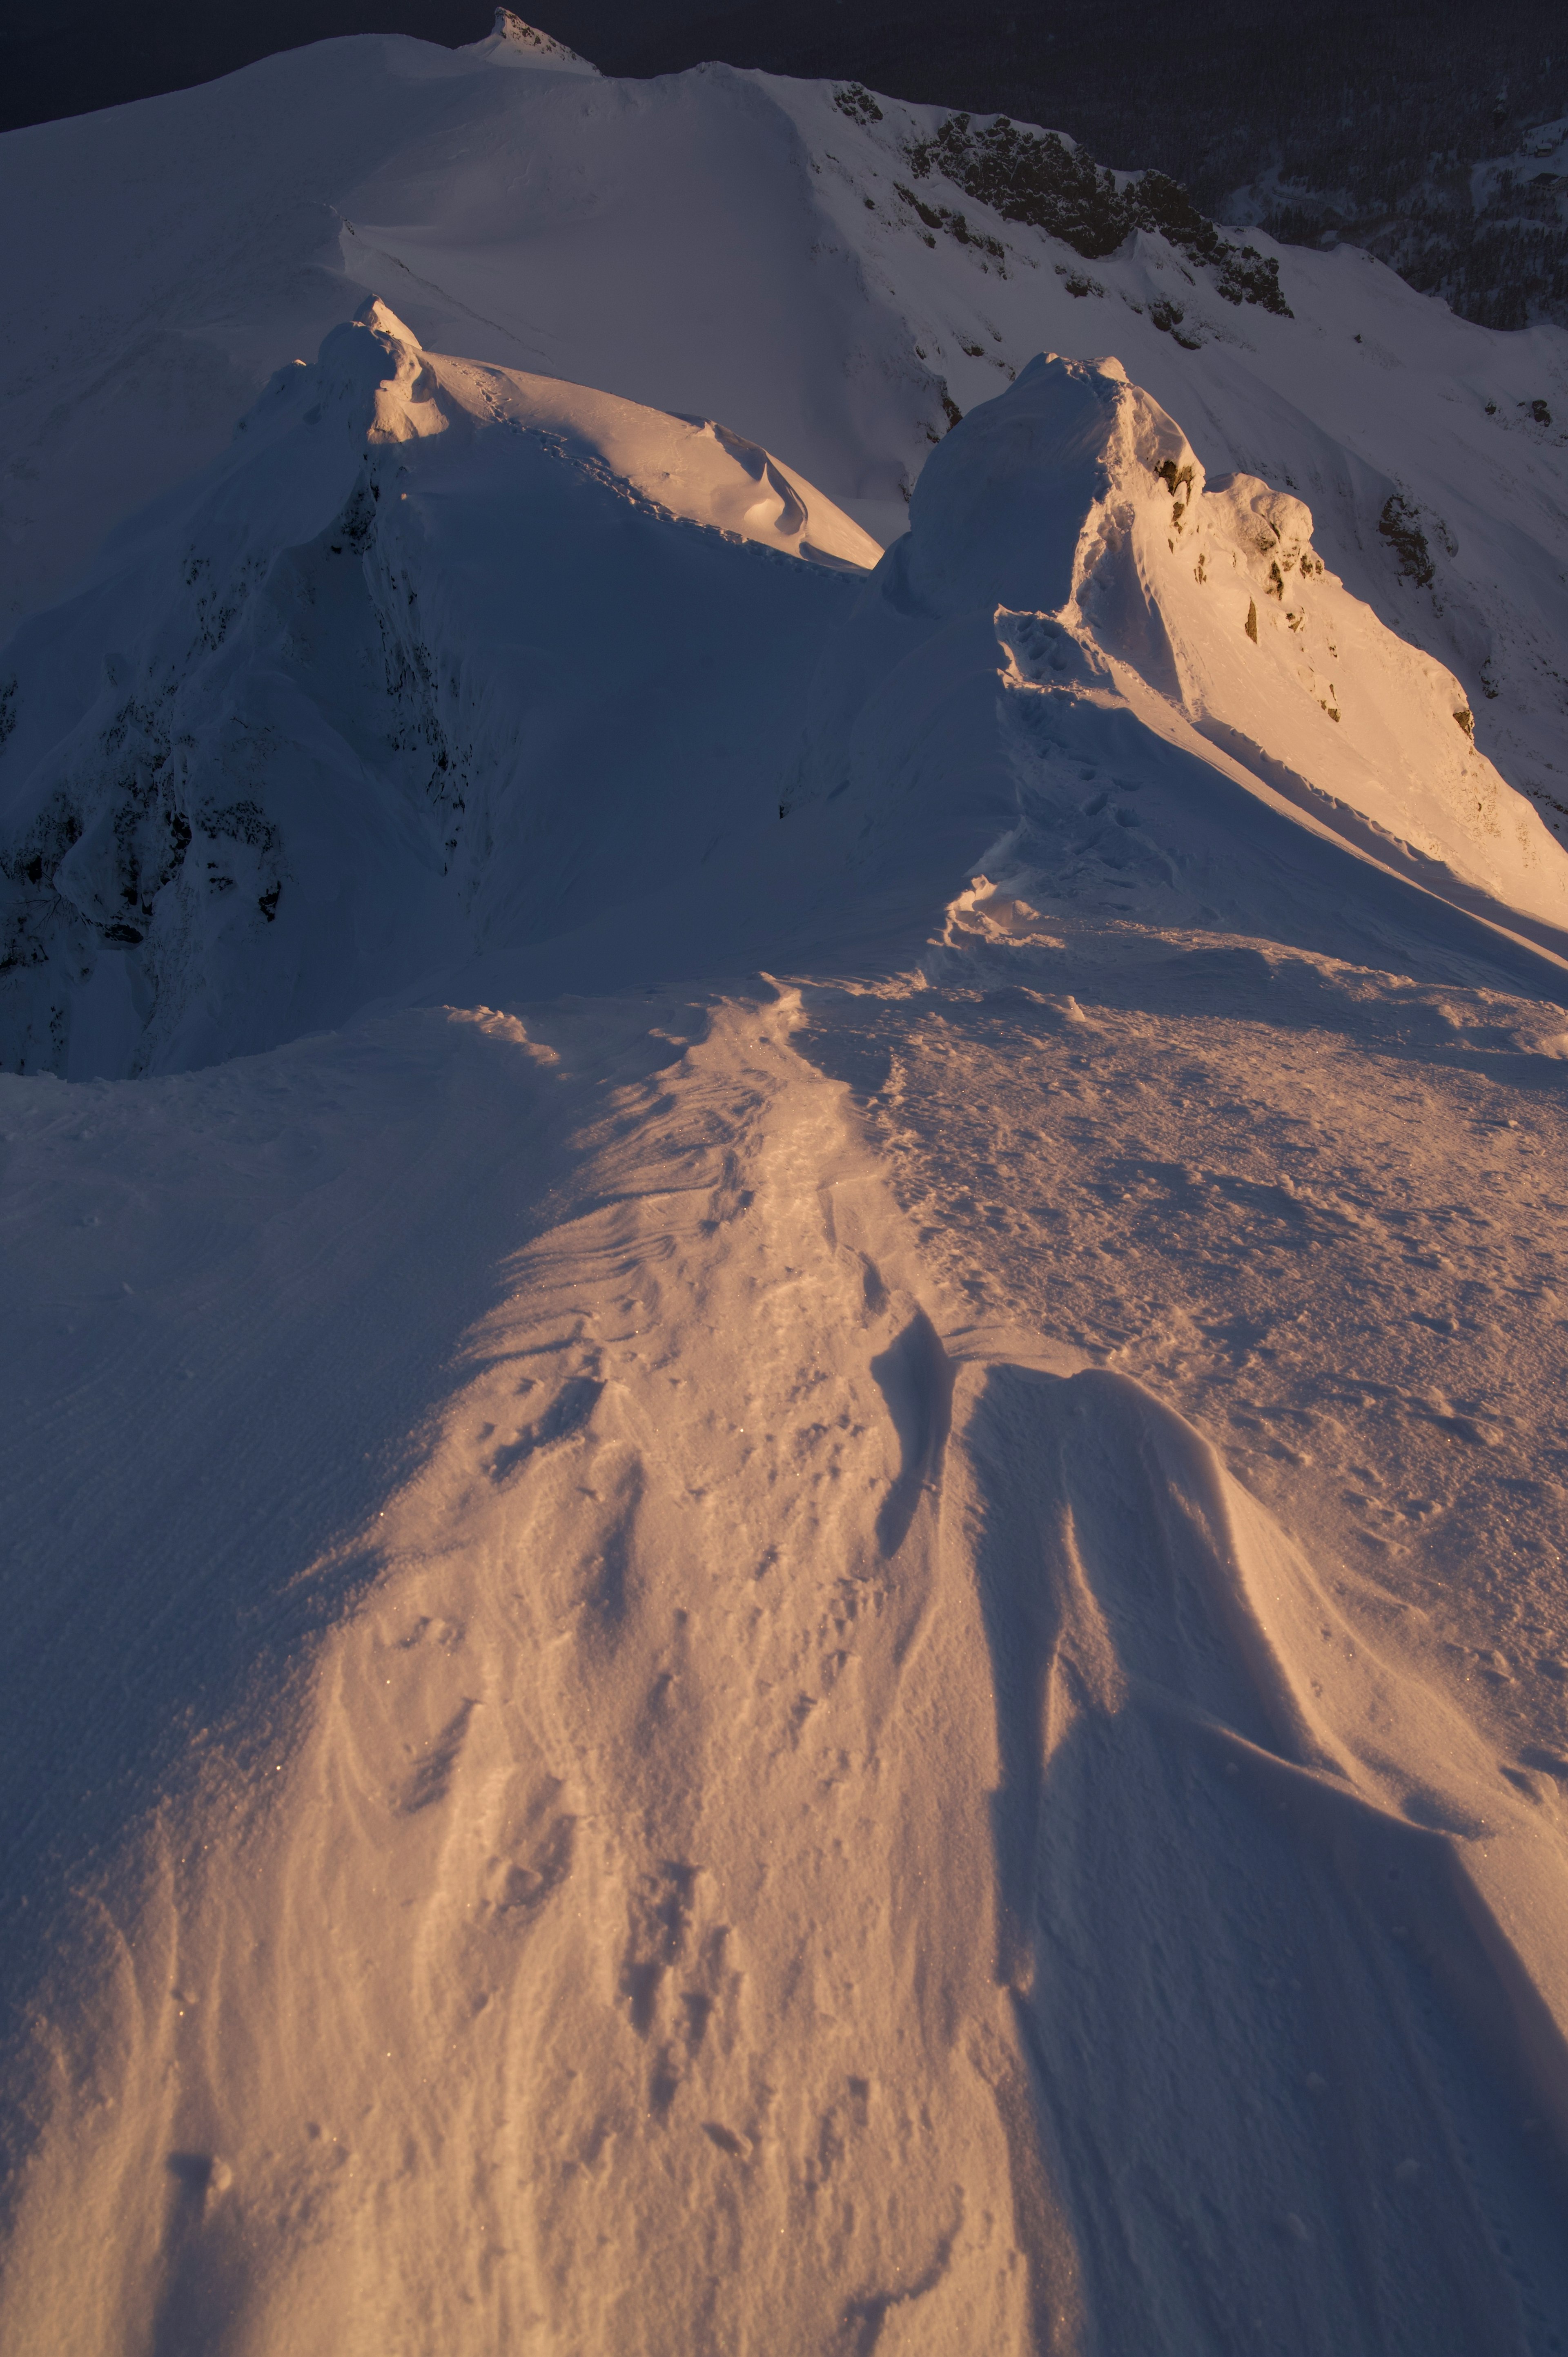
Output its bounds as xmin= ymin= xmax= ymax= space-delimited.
xmin=5 ymin=312 xmax=1560 ymax=1081
xmin=0 ymin=300 xmax=877 ymax=1076
xmin=476 ymin=11 xmax=597 ymax=73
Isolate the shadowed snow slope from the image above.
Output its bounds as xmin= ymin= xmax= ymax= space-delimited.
xmin=7 ymin=336 xmax=1567 ymax=1085
xmin=4 ymin=223 xmax=1568 ymax=2357
xmin=0 ymin=301 xmax=874 ymax=1078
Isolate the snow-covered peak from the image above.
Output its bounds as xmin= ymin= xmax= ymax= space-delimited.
xmin=801 ymin=352 xmax=1568 ymax=962
xmin=906 ymin=352 xmax=1568 ymax=931
xmin=5 ymin=37 xmax=1568 ymax=854
xmin=900 ymin=351 xmax=1131 ymax=619
xmin=1035 ymin=359 xmax=1568 ymax=933
xmin=7 ymin=302 xmax=1561 ymax=1086
xmin=284 ymin=301 xmax=880 ymax=568
xmin=0 ymin=310 xmax=874 ymax=1077
xmin=467 ymin=10 xmax=598 ymax=75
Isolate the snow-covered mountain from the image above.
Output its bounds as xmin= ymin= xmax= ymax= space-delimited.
xmin=3 ymin=10 xmax=1567 ymax=830
xmin=4 ymin=21 xmax=1568 ymax=2357
xmin=3 ymin=301 xmax=1561 ymax=1082
xmin=0 ymin=299 xmax=875 ymax=1077
xmin=795 ymin=348 xmax=1568 ymax=962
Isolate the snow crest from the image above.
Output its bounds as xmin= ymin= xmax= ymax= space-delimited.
xmin=4 ymin=176 xmax=1568 ymax=2357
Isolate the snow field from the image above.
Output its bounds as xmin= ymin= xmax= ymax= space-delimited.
xmin=8 ymin=958 xmax=1568 ymax=2349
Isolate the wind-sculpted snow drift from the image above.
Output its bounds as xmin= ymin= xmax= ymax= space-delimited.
xmin=4 ymin=115 xmax=1568 ymax=2357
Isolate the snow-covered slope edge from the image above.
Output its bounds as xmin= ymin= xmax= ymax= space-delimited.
xmin=3 ymin=334 xmax=1568 ymax=2353
xmin=0 ymin=302 xmax=875 ymax=1079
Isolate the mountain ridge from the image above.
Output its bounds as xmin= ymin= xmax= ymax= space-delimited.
xmin=4 ymin=28 xmax=1568 ymax=2354
xmin=4 ymin=2 xmax=1564 ymax=332
xmin=5 ymin=305 xmax=1564 ymax=1084
xmin=5 ymin=31 xmax=1564 ymax=842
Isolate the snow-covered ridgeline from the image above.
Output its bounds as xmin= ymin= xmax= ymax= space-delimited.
xmin=3 ymin=314 xmax=1563 ymax=1082
xmin=795 ymin=351 xmax=1568 ymax=963
xmin=2 ymin=22 xmax=1566 ymax=826
xmin=2 ymin=33 xmax=1568 ymax=2353
xmin=5 ymin=305 xmax=1566 ymax=1084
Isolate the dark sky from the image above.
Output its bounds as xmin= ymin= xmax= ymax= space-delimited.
xmin=3 ymin=0 xmax=1563 ymax=230
xmin=0 ymin=2 xmax=715 ymax=129
xmin=2 ymin=0 xmax=1509 ymax=134
xmin=0 ymin=3 xmax=1072 ymax=137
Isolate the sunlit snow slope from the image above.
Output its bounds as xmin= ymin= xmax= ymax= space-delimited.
xmin=795 ymin=352 xmax=1568 ymax=966
xmin=5 ymin=24 xmax=1568 ymax=2357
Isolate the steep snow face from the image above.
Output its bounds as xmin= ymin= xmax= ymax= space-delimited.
xmin=0 ymin=303 xmax=871 ymax=1078
xmin=2 ymin=39 xmax=1567 ymax=834
xmin=797 ymin=354 xmax=1568 ymax=981
xmin=1019 ymin=356 xmax=1568 ymax=934
xmin=7 ymin=80 xmax=1568 ymax=2355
